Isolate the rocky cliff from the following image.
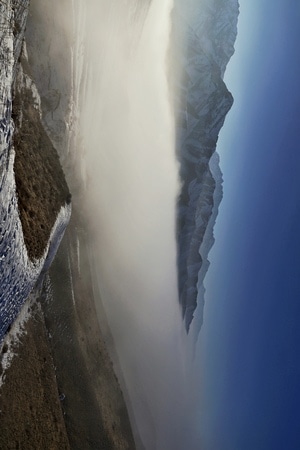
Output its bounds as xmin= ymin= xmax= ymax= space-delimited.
xmin=173 ymin=0 xmax=239 ymax=332
xmin=0 ymin=0 xmax=71 ymax=342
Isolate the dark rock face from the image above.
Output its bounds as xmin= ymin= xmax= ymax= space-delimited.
xmin=173 ymin=0 xmax=239 ymax=332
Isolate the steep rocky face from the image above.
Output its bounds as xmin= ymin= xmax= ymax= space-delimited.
xmin=173 ymin=0 xmax=239 ymax=331
xmin=0 ymin=0 xmax=71 ymax=341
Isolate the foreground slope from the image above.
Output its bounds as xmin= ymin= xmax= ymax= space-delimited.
xmin=0 ymin=0 xmax=71 ymax=342
xmin=0 ymin=1 xmax=136 ymax=448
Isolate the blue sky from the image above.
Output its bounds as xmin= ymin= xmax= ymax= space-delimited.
xmin=196 ymin=1 xmax=300 ymax=448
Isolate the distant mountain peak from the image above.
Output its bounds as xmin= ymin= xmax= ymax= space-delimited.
xmin=172 ymin=0 xmax=239 ymax=333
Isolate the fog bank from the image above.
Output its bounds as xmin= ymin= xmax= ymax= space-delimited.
xmin=73 ymin=1 xmax=191 ymax=448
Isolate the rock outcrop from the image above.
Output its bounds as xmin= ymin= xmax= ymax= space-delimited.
xmin=0 ymin=0 xmax=71 ymax=342
xmin=173 ymin=0 xmax=239 ymax=332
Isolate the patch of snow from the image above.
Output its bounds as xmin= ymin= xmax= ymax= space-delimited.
xmin=0 ymin=293 xmax=36 ymax=388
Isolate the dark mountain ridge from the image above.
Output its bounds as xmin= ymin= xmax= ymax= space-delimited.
xmin=173 ymin=0 xmax=239 ymax=331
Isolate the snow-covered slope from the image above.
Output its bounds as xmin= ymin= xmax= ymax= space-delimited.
xmin=0 ymin=0 xmax=71 ymax=342
xmin=173 ymin=0 xmax=239 ymax=332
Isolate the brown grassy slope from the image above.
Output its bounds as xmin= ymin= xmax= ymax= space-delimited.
xmin=12 ymin=59 xmax=70 ymax=261
xmin=0 ymin=303 xmax=70 ymax=450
